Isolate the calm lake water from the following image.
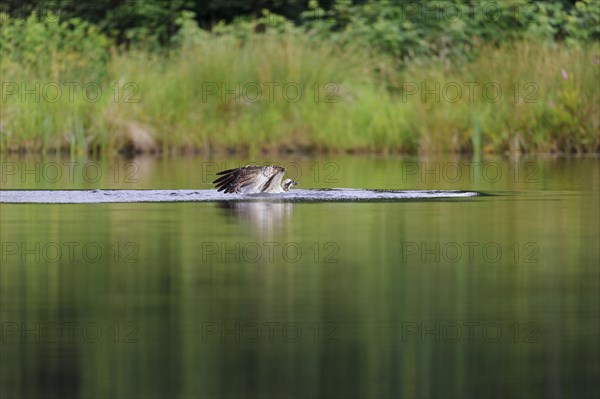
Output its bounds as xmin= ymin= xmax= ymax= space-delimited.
xmin=1 ymin=156 xmax=598 ymax=399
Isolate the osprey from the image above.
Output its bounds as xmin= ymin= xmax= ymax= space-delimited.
xmin=213 ymin=165 xmax=298 ymax=194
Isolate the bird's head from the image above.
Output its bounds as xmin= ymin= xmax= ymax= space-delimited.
xmin=282 ymin=179 xmax=297 ymax=192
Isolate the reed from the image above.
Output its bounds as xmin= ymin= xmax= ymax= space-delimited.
xmin=1 ymin=26 xmax=598 ymax=155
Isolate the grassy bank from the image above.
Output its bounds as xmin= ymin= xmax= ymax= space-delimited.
xmin=1 ymin=18 xmax=599 ymax=156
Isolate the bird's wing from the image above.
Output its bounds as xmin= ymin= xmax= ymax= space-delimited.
xmin=260 ymin=166 xmax=286 ymax=193
xmin=213 ymin=166 xmax=284 ymax=194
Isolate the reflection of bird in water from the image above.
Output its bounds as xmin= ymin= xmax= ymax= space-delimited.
xmin=213 ymin=165 xmax=297 ymax=194
xmin=217 ymin=201 xmax=293 ymax=237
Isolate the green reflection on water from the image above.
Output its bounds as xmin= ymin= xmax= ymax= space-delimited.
xmin=1 ymin=157 xmax=598 ymax=399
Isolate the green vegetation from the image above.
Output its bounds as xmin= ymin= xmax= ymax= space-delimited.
xmin=1 ymin=1 xmax=599 ymax=155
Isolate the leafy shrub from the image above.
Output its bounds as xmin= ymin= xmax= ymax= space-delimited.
xmin=0 ymin=12 xmax=110 ymax=81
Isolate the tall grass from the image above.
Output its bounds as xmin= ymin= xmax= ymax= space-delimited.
xmin=1 ymin=22 xmax=598 ymax=155
xmin=395 ymin=41 xmax=600 ymax=154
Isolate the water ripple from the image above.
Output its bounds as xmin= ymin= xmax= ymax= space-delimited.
xmin=0 ymin=189 xmax=482 ymax=204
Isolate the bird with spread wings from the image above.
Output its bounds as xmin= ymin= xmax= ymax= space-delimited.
xmin=212 ymin=165 xmax=297 ymax=194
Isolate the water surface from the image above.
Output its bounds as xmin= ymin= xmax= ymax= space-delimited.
xmin=1 ymin=156 xmax=598 ymax=399
xmin=0 ymin=188 xmax=480 ymax=203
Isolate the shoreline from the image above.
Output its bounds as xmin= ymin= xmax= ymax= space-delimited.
xmin=2 ymin=144 xmax=599 ymax=159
